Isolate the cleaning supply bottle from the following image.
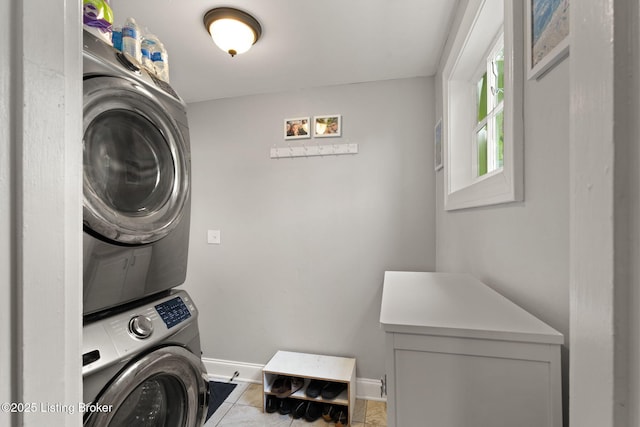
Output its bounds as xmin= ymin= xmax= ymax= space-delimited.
xmin=122 ymin=17 xmax=141 ymax=63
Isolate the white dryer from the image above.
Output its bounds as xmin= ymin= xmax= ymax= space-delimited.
xmin=82 ymin=289 xmax=209 ymax=426
xmin=82 ymin=30 xmax=192 ymax=315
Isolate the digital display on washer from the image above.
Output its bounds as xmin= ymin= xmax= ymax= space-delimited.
xmin=155 ymin=296 xmax=191 ymax=329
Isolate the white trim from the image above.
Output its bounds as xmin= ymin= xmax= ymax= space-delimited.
xmin=203 ymin=357 xmax=264 ymax=383
xmin=202 ymin=357 xmax=387 ymax=402
xmin=442 ymin=0 xmax=523 ymax=210
xmin=355 ymin=377 xmax=387 ymax=402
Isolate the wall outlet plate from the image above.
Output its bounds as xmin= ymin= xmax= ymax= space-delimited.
xmin=207 ymin=229 xmax=221 ymax=244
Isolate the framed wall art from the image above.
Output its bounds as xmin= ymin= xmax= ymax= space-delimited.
xmin=526 ymin=0 xmax=570 ymax=80
xmin=284 ymin=117 xmax=310 ymax=140
xmin=314 ymin=115 xmax=342 ymax=137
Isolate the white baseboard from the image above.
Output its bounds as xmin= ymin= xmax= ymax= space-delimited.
xmin=355 ymin=377 xmax=386 ymax=402
xmin=203 ymin=357 xmax=263 ymax=384
xmin=202 ymin=357 xmax=386 ymax=402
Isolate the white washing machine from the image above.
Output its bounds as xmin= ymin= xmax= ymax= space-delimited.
xmin=82 ymin=30 xmax=192 ymax=315
xmin=82 ymin=289 xmax=209 ymax=426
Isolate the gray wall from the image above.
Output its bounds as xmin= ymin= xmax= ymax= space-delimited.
xmin=185 ymin=77 xmax=436 ymax=378
xmin=434 ymin=0 xmax=570 ymax=420
xmin=435 ymin=65 xmax=570 ymax=340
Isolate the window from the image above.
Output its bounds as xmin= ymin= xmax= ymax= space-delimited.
xmin=442 ymin=0 xmax=523 ymax=210
xmin=475 ymin=35 xmax=504 ymax=178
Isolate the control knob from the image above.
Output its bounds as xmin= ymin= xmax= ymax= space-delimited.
xmin=128 ymin=315 xmax=153 ymax=339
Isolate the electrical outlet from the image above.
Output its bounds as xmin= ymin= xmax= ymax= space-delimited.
xmin=207 ymin=229 xmax=221 ymax=244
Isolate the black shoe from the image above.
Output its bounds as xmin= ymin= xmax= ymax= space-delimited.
xmin=278 ymin=398 xmax=292 ymax=415
xmin=304 ymin=401 xmax=323 ymax=422
xmin=305 ymin=379 xmax=327 ymax=398
xmin=321 ymin=382 xmax=347 ymax=400
xmin=292 ymin=400 xmax=308 ymax=419
xmin=265 ymin=395 xmax=278 ymax=413
xmin=322 ymin=404 xmax=336 ymax=421
xmin=334 ymin=407 xmax=348 ymax=427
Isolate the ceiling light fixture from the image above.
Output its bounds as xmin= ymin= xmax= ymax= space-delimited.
xmin=203 ymin=7 xmax=262 ymax=58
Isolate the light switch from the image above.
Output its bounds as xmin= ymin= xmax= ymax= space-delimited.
xmin=207 ymin=229 xmax=221 ymax=245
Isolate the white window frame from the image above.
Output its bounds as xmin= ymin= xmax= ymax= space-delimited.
xmin=442 ymin=0 xmax=523 ymax=210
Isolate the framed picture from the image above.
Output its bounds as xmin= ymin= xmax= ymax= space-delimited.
xmin=526 ymin=0 xmax=570 ymax=80
xmin=434 ymin=119 xmax=443 ymax=171
xmin=314 ymin=115 xmax=342 ymax=138
xmin=284 ymin=117 xmax=311 ymax=140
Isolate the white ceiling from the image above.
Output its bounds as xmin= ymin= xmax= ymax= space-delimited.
xmin=109 ymin=0 xmax=458 ymax=104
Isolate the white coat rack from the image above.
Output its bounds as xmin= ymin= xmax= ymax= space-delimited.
xmin=270 ymin=143 xmax=358 ymax=159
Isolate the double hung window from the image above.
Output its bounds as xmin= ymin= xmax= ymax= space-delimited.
xmin=441 ymin=0 xmax=523 ymax=211
xmin=475 ymin=35 xmax=504 ymax=178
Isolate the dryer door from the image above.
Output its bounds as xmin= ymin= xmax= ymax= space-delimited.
xmin=83 ymin=76 xmax=190 ymax=245
xmin=83 ymin=346 xmax=209 ymax=427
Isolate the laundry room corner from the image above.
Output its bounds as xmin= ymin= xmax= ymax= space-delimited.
xmin=183 ymin=76 xmax=437 ymax=384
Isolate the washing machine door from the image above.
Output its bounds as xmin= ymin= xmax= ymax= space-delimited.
xmin=83 ymin=76 xmax=190 ymax=245
xmin=84 ymin=346 xmax=209 ymax=427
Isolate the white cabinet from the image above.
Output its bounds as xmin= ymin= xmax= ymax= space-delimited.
xmin=262 ymin=351 xmax=356 ymax=425
xmin=380 ymin=272 xmax=563 ymax=427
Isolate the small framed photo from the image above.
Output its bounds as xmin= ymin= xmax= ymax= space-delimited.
xmin=526 ymin=0 xmax=570 ymax=80
xmin=434 ymin=119 xmax=443 ymax=171
xmin=314 ymin=115 xmax=342 ymax=138
xmin=284 ymin=117 xmax=311 ymax=140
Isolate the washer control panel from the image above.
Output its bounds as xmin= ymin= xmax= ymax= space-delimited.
xmin=82 ymin=290 xmax=199 ymax=377
xmin=154 ymin=296 xmax=192 ymax=329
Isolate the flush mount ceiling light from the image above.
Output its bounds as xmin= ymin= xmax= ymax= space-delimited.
xmin=203 ymin=7 xmax=262 ymax=57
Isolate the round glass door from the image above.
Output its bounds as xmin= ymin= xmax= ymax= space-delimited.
xmin=83 ymin=346 xmax=209 ymax=427
xmin=108 ymin=375 xmax=186 ymax=426
xmin=83 ymin=76 xmax=190 ymax=245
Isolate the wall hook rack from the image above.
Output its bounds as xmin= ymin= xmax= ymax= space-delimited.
xmin=270 ymin=143 xmax=358 ymax=159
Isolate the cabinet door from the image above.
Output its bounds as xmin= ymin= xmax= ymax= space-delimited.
xmin=389 ymin=334 xmax=559 ymax=427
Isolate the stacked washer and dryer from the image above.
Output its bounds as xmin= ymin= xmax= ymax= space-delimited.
xmin=81 ymin=30 xmax=209 ymax=426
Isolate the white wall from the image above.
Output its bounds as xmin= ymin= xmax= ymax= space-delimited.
xmin=1 ymin=0 xmax=83 ymax=426
xmin=435 ymin=0 xmax=570 ymax=422
xmin=184 ymin=77 xmax=436 ymax=379
xmin=627 ymin=1 xmax=640 ymax=423
xmin=570 ymin=0 xmax=640 ymax=425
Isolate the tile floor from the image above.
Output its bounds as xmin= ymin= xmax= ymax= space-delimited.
xmin=204 ymin=381 xmax=387 ymax=427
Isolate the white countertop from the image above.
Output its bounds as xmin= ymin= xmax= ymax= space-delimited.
xmin=379 ymin=271 xmax=563 ymax=344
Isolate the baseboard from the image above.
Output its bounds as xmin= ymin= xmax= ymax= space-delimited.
xmin=202 ymin=357 xmax=386 ymax=402
xmin=355 ymin=377 xmax=386 ymax=402
xmin=203 ymin=357 xmax=263 ymax=384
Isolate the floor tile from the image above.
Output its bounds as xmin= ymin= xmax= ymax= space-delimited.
xmin=352 ymin=398 xmax=367 ymax=423
xmin=236 ymin=382 xmax=264 ymax=408
xmin=224 ymin=381 xmax=249 ymax=404
xmin=217 ymin=404 xmax=292 ymax=427
xmin=204 ymin=401 xmax=233 ymax=426
xmin=365 ymin=400 xmax=387 ymax=426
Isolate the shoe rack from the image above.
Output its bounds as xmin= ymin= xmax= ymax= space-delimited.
xmin=262 ymin=350 xmax=356 ymax=425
